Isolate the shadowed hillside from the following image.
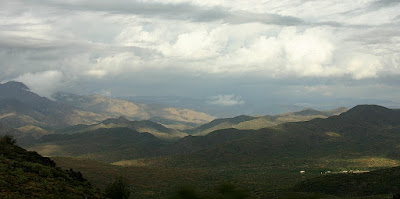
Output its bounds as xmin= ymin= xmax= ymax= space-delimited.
xmin=0 ymin=135 xmax=100 ymax=198
xmin=29 ymin=127 xmax=170 ymax=163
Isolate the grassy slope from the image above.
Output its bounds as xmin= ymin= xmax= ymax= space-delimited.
xmin=28 ymin=127 xmax=170 ymax=163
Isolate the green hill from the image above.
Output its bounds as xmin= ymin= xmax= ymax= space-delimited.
xmin=20 ymin=104 xmax=400 ymax=199
xmin=28 ymin=127 xmax=170 ymax=163
xmin=186 ymin=107 xmax=348 ymax=136
xmin=28 ymin=105 xmax=400 ymax=168
xmin=185 ymin=115 xmax=256 ymax=135
xmin=152 ymin=105 xmax=400 ymax=167
xmin=0 ymin=135 xmax=100 ymax=198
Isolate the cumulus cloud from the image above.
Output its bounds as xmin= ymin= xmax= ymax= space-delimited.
xmin=14 ymin=70 xmax=64 ymax=98
xmin=208 ymin=95 xmax=245 ymax=106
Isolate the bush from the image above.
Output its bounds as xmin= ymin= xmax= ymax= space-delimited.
xmin=105 ymin=176 xmax=131 ymax=199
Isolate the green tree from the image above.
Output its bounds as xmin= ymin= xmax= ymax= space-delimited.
xmin=0 ymin=135 xmax=17 ymax=153
xmin=105 ymin=177 xmax=131 ymax=199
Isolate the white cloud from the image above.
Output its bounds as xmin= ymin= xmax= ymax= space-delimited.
xmin=208 ymin=94 xmax=245 ymax=106
xmin=14 ymin=70 xmax=64 ymax=98
xmin=347 ymin=53 xmax=381 ymax=79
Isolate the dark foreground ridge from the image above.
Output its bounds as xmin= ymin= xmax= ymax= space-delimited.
xmin=0 ymin=135 xmax=101 ymax=199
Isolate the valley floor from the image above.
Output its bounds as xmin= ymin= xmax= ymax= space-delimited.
xmin=52 ymin=157 xmax=395 ymax=199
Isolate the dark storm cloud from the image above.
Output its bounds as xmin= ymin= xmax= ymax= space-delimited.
xmin=369 ymin=0 xmax=400 ymax=10
xmin=23 ymin=0 xmax=304 ymax=26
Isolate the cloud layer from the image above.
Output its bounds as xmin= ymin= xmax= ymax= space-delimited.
xmin=0 ymin=0 xmax=399 ymax=112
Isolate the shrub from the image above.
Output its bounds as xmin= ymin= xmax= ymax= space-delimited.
xmin=105 ymin=176 xmax=131 ymax=199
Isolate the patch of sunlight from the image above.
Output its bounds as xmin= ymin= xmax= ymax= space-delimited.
xmin=0 ymin=113 xmax=16 ymax=119
xmin=325 ymin=132 xmax=341 ymax=137
xmin=28 ymin=145 xmax=61 ymax=157
xmin=112 ymin=159 xmax=148 ymax=167
xmin=332 ymin=157 xmax=400 ymax=168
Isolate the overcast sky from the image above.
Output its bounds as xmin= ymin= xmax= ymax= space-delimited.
xmin=1 ymin=0 xmax=400 ymax=114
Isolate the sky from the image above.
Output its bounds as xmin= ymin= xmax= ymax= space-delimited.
xmin=1 ymin=0 xmax=400 ymax=115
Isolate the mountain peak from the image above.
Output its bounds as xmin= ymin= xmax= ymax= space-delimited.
xmin=101 ymin=116 xmax=130 ymax=125
xmin=294 ymin=108 xmax=321 ymax=116
xmin=0 ymin=81 xmax=29 ymax=91
xmin=117 ymin=116 xmax=130 ymax=122
xmin=346 ymin=104 xmax=390 ymax=115
xmin=338 ymin=104 xmax=400 ymax=124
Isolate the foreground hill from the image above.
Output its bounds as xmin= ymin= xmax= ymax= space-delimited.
xmin=53 ymin=92 xmax=214 ymax=129
xmin=186 ymin=107 xmax=348 ymax=135
xmin=0 ymin=135 xmax=100 ymax=198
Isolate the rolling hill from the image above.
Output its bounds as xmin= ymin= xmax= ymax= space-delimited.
xmin=28 ymin=127 xmax=170 ymax=163
xmin=15 ymin=104 xmax=400 ymax=198
xmin=143 ymin=105 xmax=400 ymax=168
xmin=186 ymin=107 xmax=348 ymax=135
xmin=27 ymin=104 xmax=400 ymax=170
xmin=58 ymin=116 xmax=187 ymax=139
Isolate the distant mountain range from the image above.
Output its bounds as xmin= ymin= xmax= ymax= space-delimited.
xmin=53 ymin=92 xmax=215 ymax=130
xmin=4 ymin=80 xmax=400 ymax=172
xmin=0 ymin=81 xmax=214 ymax=134
xmin=0 ymin=81 xmax=106 ymax=128
xmin=0 ymin=81 xmax=353 ymax=143
xmin=58 ymin=116 xmax=187 ymax=139
xmin=3 ymin=81 xmax=400 ymax=198
xmin=26 ymin=104 xmax=400 ymax=172
xmin=185 ymin=107 xmax=348 ymax=135
xmin=156 ymin=105 xmax=400 ymax=167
